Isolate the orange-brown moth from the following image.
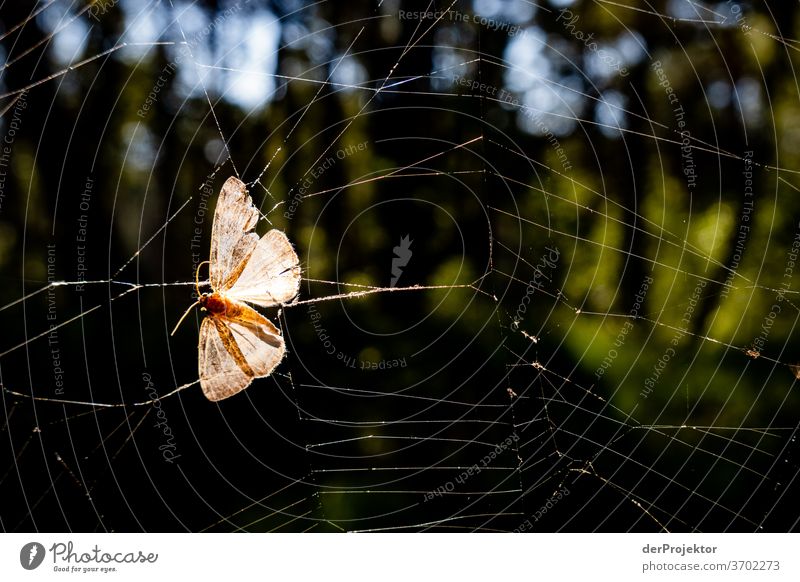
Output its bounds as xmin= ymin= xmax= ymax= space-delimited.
xmin=173 ymin=176 xmax=300 ymax=401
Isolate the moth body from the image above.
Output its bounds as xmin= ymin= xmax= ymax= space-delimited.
xmin=174 ymin=176 xmax=300 ymax=401
xmin=201 ymin=292 xmax=236 ymax=317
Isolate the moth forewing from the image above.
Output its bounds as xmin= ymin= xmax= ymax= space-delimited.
xmin=210 ymin=176 xmax=261 ymax=291
xmin=198 ymin=317 xmax=251 ymax=402
xmin=179 ymin=176 xmax=299 ymax=402
xmin=198 ymin=298 xmax=285 ymax=402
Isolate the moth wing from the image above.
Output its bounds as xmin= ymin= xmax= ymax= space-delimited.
xmin=791 ymin=364 xmax=800 ymax=380
xmin=210 ymin=176 xmax=260 ymax=291
xmin=225 ymin=229 xmax=301 ymax=307
xmin=198 ymin=308 xmax=285 ymax=402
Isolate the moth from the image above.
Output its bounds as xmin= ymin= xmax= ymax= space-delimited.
xmin=173 ymin=176 xmax=301 ymax=401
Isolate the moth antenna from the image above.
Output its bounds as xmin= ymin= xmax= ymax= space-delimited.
xmin=171 ymin=261 xmax=212 ymax=336
xmin=171 ymin=300 xmax=201 ymax=336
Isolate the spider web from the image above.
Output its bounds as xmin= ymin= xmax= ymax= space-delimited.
xmin=1 ymin=0 xmax=800 ymax=533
